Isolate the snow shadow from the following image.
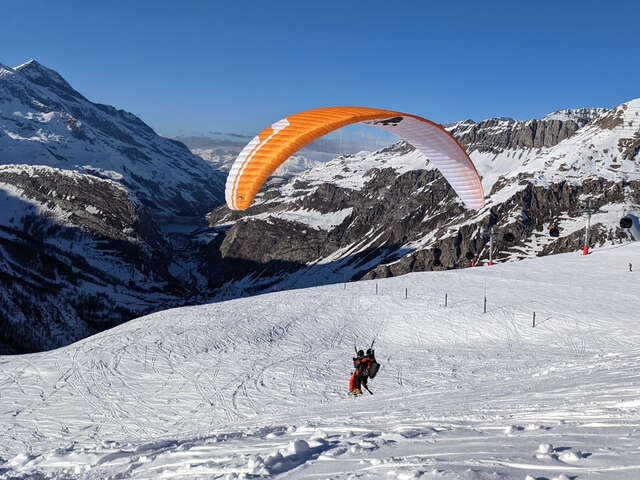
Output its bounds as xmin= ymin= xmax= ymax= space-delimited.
xmin=202 ymin=231 xmax=446 ymax=299
xmin=0 ymin=190 xmax=183 ymax=354
xmin=261 ymin=438 xmax=337 ymax=475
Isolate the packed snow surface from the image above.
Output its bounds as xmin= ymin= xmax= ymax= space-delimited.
xmin=2 ymin=244 xmax=640 ymax=478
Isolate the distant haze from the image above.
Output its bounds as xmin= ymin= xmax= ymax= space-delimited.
xmin=176 ymin=124 xmax=400 ymax=161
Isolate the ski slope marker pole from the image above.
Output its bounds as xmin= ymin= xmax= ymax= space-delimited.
xmin=405 ymin=287 xmax=408 ymax=299
xmin=445 ymin=292 xmax=448 ymax=307
xmin=533 ymin=311 xmax=536 ymax=327
xmin=483 ymin=282 xmax=487 ymax=314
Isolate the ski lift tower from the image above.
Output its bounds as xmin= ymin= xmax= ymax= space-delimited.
xmin=482 ymin=226 xmax=515 ymax=265
xmin=577 ymin=198 xmax=607 ymax=255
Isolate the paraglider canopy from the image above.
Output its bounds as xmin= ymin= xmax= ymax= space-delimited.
xmin=225 ymin=107 xmax=485 ymax=211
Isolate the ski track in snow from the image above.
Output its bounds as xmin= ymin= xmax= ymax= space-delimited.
xmin=2 ymin=245 xmax=640 ymax=479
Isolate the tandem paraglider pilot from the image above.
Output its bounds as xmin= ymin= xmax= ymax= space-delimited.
xmin=349 ymin=348 xmax=380 ymax=396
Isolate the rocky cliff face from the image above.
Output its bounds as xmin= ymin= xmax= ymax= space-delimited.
xmin=204 ymin=101 xmax=640 ymax=294
xmin=450 ymin=118 xmax=583 ymax=153
xmin=448 ymin=108 xmax=607 ymax=154
xmin=364 ymin=178 xmax=638 ymax=279
xmin=0 ymin=166 xmax=184 ymax=353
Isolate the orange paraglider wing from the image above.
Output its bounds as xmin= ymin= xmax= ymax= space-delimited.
xmin=225 ymin=107 xmax=484 ymax=210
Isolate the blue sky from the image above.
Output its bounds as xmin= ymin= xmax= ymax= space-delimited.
xmin=2 ymin=0 xmax=639 ymax=138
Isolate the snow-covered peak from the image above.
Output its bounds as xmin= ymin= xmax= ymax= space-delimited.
xmin=9 ymin=58 xmax=87 ymax=105
xmin=215 ymin=96 xmax=640 ymax=223
xmin=13 ymin=59 xmax=38 ymax=68
xmin=0 ymin=59 xmax=225 ymax=219
xmin=14 ymin=59 xmax=76 ymax=91
xmin=624 ymin=97 xmax=640 ymax=108
xmin=0 ymin=62 xmax=15 ymax=77
xmin=14 ymin=59 xmax=57 ymax=76
xmin=542 ymin=107 xmax=609 ymax=126
xmin=13 ymin=59 xmax=40 ymax=70
xmin=606 ymin=97 xmax=640 ymax=123
xmin=585 ymin=98 xmax=640 ymax=140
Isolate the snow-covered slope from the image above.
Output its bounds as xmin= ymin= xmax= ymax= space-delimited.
xmin=468 ymin=100 xmax=640 ymax=198
xmin=542 ymin=107 xmax=608 ymax=124
xmin=1 ymin=243 xmax=640 ymax=478
xmin=0 ymin=60 xmax=224 ymax=219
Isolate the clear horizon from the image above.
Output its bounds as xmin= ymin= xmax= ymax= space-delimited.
xmin=3 ymin=0 xmax=639 ymax=139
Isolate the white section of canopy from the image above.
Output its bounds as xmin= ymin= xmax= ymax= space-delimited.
xmin=362 ymin=116 xmax=485 ymax=209
xmin=225 ymin=134 xmax=259 ymax=209
xmin=225 ymin=119 xmax=291 ymax=209
xmin=224 ymin=110 xmax=485 ymax=211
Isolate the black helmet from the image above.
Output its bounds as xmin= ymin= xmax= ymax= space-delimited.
xmin=357 ymin=350 xmax=364 ymax=357
xmin=366 ymin=348 xmax=373 ymax=356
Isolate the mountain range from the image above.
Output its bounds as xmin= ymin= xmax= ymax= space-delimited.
xmin=205 ymin=102 xmax=640 ymax=291
xmin=0 ymin=60 xmax=224 ymax=219
xmin=1 ymin=59 xmax=638 ymax=352
xmin=0 ymin=60 xmax=223 ymax=352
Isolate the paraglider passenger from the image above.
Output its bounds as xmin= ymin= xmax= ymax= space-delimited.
xmin=350 ymin=348 xmax=376 ymax=395
xmin=349 ymin=350 xmax=365 ymax=395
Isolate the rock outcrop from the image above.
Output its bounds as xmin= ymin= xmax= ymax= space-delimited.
xmin=0 ymin=166 xmax=182 ymax=353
